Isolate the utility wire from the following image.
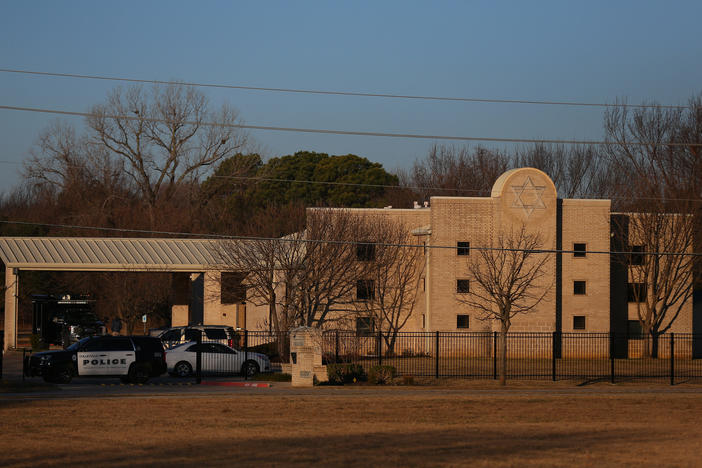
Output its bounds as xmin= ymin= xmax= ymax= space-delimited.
xmin=0 ymin=219 xmax=698 ymax=257
xmin=1 ymin=104 xmax=701 ymax=147
xmin=0 ymin=68 xmax=690 ymax=110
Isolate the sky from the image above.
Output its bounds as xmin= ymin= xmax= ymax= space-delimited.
xmin=1 ymin=0 xmax=701 ymax=192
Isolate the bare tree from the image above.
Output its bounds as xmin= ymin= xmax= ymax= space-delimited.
xmin=604 ymin=99 xmax=700 ymax=356
xmin=458 ymin=226 xmax=552 ymax=385
xmin=399 ymin=144 xmax=510 ymax=201
xmin=353 ymin=218 xmax=424 ymax=355
xmin=216 ymin=203 xmax=307 ymax=340
xmin=290 ymin=209 xmax=377 ymax=328
xmin=513 ymin=143 xmax=607 ymax=199
xmin=621 ymin=212 xmax=694 ymax=357
xmin=87 ymin=84 xmax=248 ymax=228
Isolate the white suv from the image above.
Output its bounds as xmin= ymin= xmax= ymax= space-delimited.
xmin=158 ymin=325 xmax=241 ymax=349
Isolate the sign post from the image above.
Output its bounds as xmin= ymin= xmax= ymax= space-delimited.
xmin=142 ymin=314 xmax=147 ymax=335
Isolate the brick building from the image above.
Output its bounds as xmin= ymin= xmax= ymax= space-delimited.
xmin=246 ymin=166 xmax=697 ymax=337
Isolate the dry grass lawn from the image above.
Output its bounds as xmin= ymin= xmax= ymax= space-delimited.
xmin=1 ymin=386 xmax=701 ymax=467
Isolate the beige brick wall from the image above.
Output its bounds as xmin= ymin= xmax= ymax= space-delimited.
xmin=561 ymin=199 xmax=611 ymax=332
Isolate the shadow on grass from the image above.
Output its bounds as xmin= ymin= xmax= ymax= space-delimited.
xmin=2 ymin=427 xmax=660 ymax=467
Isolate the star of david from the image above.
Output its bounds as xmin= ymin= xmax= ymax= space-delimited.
xmin=510 ymin=176 xmax=546 ymax=216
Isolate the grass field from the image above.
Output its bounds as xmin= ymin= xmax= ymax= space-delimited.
xmin=1 ymin=384 xmax=701 ymax=467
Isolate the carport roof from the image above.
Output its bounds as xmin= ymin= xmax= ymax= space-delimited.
xmin=0 ymin=237 xmax=234 ymax=271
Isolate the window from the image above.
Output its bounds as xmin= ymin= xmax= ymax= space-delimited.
xmin=204 ymin=328 xmax=227 ymax=340
xmin=104 ymin=337 xmax=133 ymax=352
xmin=628 ymin=320 xmax=643 ymax=339
xmin=456 ymin=279 xmax=470 ymax=294
xmin=356 ymin=280 xmax=375 ymax=300
xmin=457 ymin=241 xmax=470 ymax=256
xmin=573 ymin=243 xmax=587 ymax=258
xmin=630 ymin=245 xmax=645 ymax=266
xmin=456 ymin=314 xmax=470 ymax=329
xmin=184 ymin=329 xmax=202 ymax=342
xmin=161 ymin=329 xmax=181 ymax=342
xmin=221 ymin=272 xmax=247 ymax=304
xmin=573 ymin=316 xmax=586 ymax=330
xmin=356 ymin=317 xmax=374 ymax=337
xmin=356 ymin=243 xmax=376 ymax=261
xmin=573 ymin=281 xmax=586 ymax=295
xmin=627 ymin=283 xmax=647 ymax=302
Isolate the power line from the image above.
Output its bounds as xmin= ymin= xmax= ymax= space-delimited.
xmin=0 ymin=219 xmax=698 ymax=257
xmin=2 ymin=104 xmax=701 ymax=147
xmin=0 ymin=68 xmax=690 ymax=110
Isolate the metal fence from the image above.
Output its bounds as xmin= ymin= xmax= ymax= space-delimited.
xmin=201 ymin=330 xmax=702 ymax=384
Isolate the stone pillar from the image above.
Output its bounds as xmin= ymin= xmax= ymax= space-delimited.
xmin=289 ymin=327 xmax=327 ymax=387
xmin=4 ymin=267 xmax=18 ymax=350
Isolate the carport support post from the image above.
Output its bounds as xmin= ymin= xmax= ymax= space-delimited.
xmin=4 ymin=267 xmax=18 ymax=351
xmin=195 ymin=332 xmax=202 ymax=384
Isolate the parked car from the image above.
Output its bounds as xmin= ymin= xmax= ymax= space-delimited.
xmin=158 ymin=325 xmax=242 ymax=349
xmin=166 ymin=341 xmax=271 ymax=378
xmin=27 ymin=335 xmax=167 ymax=384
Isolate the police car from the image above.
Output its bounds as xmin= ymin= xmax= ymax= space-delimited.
xmin=27 ymin=335 xmax=167 ymax=384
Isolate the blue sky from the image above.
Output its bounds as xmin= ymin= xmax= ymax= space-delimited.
xmin=1 ymin=1 xmax=701 ymax=191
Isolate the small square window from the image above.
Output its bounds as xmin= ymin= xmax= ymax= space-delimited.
xmin=630 ymin=245 xmax=644 ymax=266
xmin=573 ymin=243 xmax=587 ymax=258
xmin=628 ymin=320 xmax=643 ymax=339
xmin=356 ymin=317 xmax=374 ymax=337
xmin=573 ymin=316 xmax=586 ymax=330
xmin=356 ymin=243 xmax=376 ymax=261
xmin=456 ymin=279 xmax=470 ymax=294
xmin=627 ymin=283 xmax=646 ymax=302
xmin=573 ymin=281 xmax=586 ymax=295
xmin=457 ymin=314 xmax=470 ymax=329
xmin=457 ymin=241 xmax=470 ymax=256
xmin=356 ymin=280 xmax=375 ymax=300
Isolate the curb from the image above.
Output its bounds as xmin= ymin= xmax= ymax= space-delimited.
xmin=200 ymin=381 xmax=272 ymax=388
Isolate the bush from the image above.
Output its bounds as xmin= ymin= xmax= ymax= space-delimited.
xmin=368 ymin=365 xmax=397 ymax=385
xmin=30 ymin=334 xmax=47 ymax=352
xmin=326 ymin=363 xmax=367 ymax=385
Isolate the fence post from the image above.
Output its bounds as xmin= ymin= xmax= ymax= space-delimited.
xmin=493 ymin=331 xmax=497 ymax=380
xmin=670 ymin=333 xmax=675 ymax=386
xmin=335 ymin=330 xmax=339 ymax=363
xmin=244 ymin=329 xmax=249 ymax=381
xmin=609 ymin=332 xmax=615 ymax=384
xmin=195 ymin=332 xmax=202 ymax=385
xmin=378 ymin=331 xmax=382 ymax=367
xmin=435 ymin=331 xmax=440 ymax=379
xmin=551 ymin=331 xmax=557 ymax=382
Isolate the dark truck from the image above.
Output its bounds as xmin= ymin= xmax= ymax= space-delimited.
xmin=27 ymin=335 xmax=167 ymax=384
xmin=32 ymin=294 xmax=104 ymax=346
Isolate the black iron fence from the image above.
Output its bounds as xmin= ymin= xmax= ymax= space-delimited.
xmin=314 ymin=331 xmax=702 ymax=384
xmin=196 ymin=330 xmax=702 ymax=384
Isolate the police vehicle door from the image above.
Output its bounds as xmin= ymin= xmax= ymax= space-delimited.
xmin=77 ymin=337 xmax=135 ymax=376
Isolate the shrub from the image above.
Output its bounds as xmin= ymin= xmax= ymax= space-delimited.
xmin=30 ymin=334 xmax=47 ymax=352
xmin=368 ymin=365 xmax=397 ymax=385
xmin=326 ymin=363 xmax=366 ymax=385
